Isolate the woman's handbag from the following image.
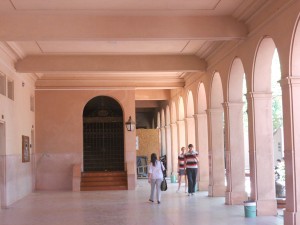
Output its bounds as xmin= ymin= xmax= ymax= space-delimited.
xmin=160 ymin=162 xmax=167 ymax=191
xmin=161 ymin=178 xmax=167 ymax=191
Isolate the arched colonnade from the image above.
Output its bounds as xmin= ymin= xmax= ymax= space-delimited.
xmin=155 ymin=13 xmax=300 ymax=224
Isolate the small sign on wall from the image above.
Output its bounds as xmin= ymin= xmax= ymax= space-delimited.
xmin=136 ymin=136 xmax=139 ymax=150
xmin=22 ymin=135 xmax=30 ymax=162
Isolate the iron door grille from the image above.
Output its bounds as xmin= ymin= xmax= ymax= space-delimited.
xmin=83 ymin=117 xmax=124 ymax=171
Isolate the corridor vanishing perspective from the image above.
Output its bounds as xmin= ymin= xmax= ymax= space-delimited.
xmin=1 ymin=1 xmax=300 ymax=225
xmin=159 ymin=39 xmax=286 ymax=215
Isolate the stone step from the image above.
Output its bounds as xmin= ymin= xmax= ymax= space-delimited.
xmin=81 ymin=171 xmax=126 ymax=177
xmin=81 ymin=186 xmax=127 ymax=191
xmin=80 ymin=171 xmax=127 ymax=191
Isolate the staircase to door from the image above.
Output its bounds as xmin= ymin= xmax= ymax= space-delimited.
xmin=80 ymin=171 xmax=127 ymax=191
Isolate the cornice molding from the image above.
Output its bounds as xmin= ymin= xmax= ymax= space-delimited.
xmin=206 ymin=0 xmax=296 ymax=71
xmin=35 ymin=77 xmax=185 ymax=89
xmin=0 ymin=42 xmax=18 ymax=65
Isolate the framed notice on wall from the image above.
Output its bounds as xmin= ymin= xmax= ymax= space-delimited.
xmin=22 ymin=135 xmax=30 ymax=162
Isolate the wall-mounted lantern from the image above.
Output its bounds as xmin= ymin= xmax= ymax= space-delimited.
xmin=125 ymin=116 xmax=136 ymax=131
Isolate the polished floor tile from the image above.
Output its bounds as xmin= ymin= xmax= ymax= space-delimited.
xmin=0 ymin=180 xmax=283 ymax=225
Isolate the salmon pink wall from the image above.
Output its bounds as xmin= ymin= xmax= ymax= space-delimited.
xmin=0 ymin=48 xmax=35 ymax=207
xmin=35 ymin=89 xmax=136 ymax=190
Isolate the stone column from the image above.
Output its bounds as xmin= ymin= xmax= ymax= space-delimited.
xmin=247 ymin=92 xmax=277 ymax=216
xmin=158 ymin=128 xmax=161 ymax=155
xmin=194 ymin=113 xmax=209 ymax=191
xmin=207 ymin=108 xmax=226 ymax=197
xmin=281 ymin=77 xmax=300 ymax=225
xmin=171 ymin=123 xmax=179 ymax=175
xmin=165 ymin=125 xmax=172 ymax=176
xmin=223 ymin=102 xmax=248 ymax=205
xmin=160 ymin=127 xmax=166 ymax=156
xmin=185 ymin=117 xmax=196 ymax=146
xmin=177 ymin=120 xmax=186 ymax=151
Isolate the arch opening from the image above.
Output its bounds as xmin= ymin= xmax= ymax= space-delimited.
xmin=83 ymin=96 xmax=124 ymax=172
xmin=209 ymin=72 xmax=226 ymax=196
xmin=227 ymin=58 xmax=249 ymax=202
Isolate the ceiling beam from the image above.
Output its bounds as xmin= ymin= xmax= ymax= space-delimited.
xmin=135 ymin=90 xmax=170 ymax=101
xmin=35 ymin=78 xmax=184 ymax=89
xmin=15 ymin=55 xmax=206 ymax=73
xmin=136 ymin=101 xmax=162 ymax=108
xmin=0 ymin=14 xmax=247 ymax=40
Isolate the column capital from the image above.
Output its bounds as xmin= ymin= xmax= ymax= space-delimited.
xmin=170 ymin=123 xmax=178 ymax=132
xmin=206 ymin=107 xmax=223 ymax=114
xmin=176 ymin=120 xmax=185 ymax=125
xmin=193 ymin=112 xmax=207 ymax=119
xmin=194 ymin=111 xmax=207 ymax=116
xmin=222 ymin=101 xmax=244 ymax=110
xmin=184 ymin=116 xmax=194 ymax=121
xmin=279 ymin=76 xmax=300 ymax=87
xmin=246 ymin=92 xmax=272 ymax=100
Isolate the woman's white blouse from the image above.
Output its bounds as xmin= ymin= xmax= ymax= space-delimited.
xmin=148 ymin=160 xmax=165 ymax=180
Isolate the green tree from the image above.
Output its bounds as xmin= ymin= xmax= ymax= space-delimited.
xmin=272 ymin=50 xmax=283 ymax=132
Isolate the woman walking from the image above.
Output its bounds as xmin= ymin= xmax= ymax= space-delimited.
xmin=148 ymin=153 xmax=165 ymax=204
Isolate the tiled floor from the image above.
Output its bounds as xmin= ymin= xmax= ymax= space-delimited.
xmin=0 ymin=180 xmax=283 ymax=225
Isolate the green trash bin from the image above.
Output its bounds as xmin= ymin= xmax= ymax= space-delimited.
xmin=244 ymin=201 xmax=256 ymax=218
xmin=170 ymin=174 xmax=176 ymax=183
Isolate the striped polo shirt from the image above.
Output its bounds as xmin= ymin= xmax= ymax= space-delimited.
xmin=178 ymin=154 xmax=185 ymax=170
xmin=185 ymin=151 xmax=199 ymax=168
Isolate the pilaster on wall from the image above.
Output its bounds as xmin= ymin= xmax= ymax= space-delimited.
xmin=207 ymin=108 xmax=225 ymax=197
xmin=280 ymin=77 xmax=300 ymax=225
xmin=194 ymin=113 xmax=209 ymax=191
xmin=246 ymin=92 xmax=277 ymax=216
xmin=223 ymin=102 xmax=247 ymax=205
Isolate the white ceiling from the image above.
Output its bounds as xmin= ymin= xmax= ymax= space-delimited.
xmin=0 ymin=0 xmax=269 ymax=90
xmin=0 ymin=0 xmax=250 ymax=57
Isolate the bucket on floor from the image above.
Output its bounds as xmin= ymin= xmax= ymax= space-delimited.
xmin=170 ymin=174 xmax=176 ymax=183
xmin=244 ymin=201 xmax=256 ymax=218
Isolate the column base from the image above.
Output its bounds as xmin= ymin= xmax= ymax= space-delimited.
xmin=284 ymin=210 xmax=300 ymax=225
xmin=72 ymin=178 xmax=80 ymax=192
xmin=208 ymin=184 xmax=225 ymax=197
xmin=256 ymin=199 xmax=277 ymax=216
xmin=127 ymin=174 xmax=136 ymax=190
xmin=72 ymin=164 xmax=81 ymax=192
xmin=225 ymin=191 xmax=248 ymax=205
xmin=198 ymin=180 xmax=209 ymax=191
